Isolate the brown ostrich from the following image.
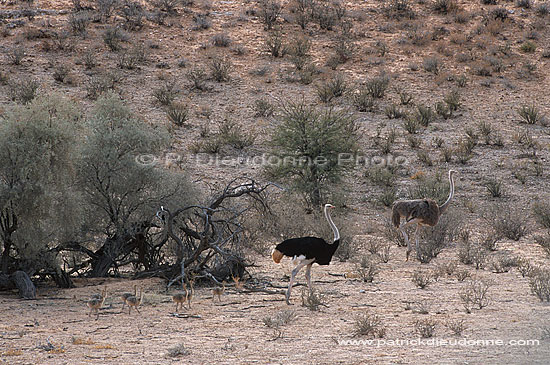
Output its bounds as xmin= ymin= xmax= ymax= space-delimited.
xmin=87 ymin=287 xmax=107 ymax=320
xmin=392 ymin=170 xmax=457 ymax=261
xmin=120 ymin=284 xmax=137 ymax=312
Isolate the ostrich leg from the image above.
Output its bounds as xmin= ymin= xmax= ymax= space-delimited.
xmin=305 ymin=263 xmax=313 ymax=293
xmin=400 ymin=218 xmax=421 ymax=261
xmin=414 ymin=224 xmax=421 ymax=261
xmin=286 ymin=259 xmax=314 ymax=305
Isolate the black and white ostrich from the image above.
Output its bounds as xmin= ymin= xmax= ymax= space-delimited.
xmin=271 ymin=204 xmax=340 ymax=304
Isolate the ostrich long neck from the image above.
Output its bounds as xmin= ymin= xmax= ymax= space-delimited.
xmin=439 ymin=173 xmax=455 ymax=214
xmin=324 ymin=206 xmax=340 ymax=243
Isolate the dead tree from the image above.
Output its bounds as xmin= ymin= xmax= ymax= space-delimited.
xmin=157 ymin=179 xmax=278 ymax=285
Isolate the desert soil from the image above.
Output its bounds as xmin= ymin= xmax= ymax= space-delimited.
xmin=1 ymin=0 xmax=550 ymax=363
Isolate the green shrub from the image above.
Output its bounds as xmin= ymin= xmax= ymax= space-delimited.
xmin=209 ymin=55 xmax=231 ymax=82
xmin=365 ymin=75 xmax=390 ymax=98
xmin=316 ymin=74 xmax=348 ymax=103
xmin=267 ymin=101 xmax=358 ymax=206
xmin=166 ymin=102 xmax=189 ymax=127
xmin=517 ymin=104 xmax=543 ymax=124
xmin=533 ymin=202 xmax=550 ymax=229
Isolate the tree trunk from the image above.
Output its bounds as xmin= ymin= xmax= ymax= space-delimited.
xmin=90 ymin=253 xmax=115 ymax=277
xmin=51 ymin=267 xmax=74 ymax=288
xmin=1 ymin=240 xmax=12 ymax=274
xmin=12 ymin=271 xmax=36 ymax=299
xmin=89 ymin=232 xmax=146 ymax=277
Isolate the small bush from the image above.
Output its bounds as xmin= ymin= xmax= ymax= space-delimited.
xmin=458 ymin=237 xmax=475 ymax=265
xmin=517 ymin=104 xmax=543 ymax=125
xmin=68 ymin=11 xmax=91 ymax=35
xmin=212 ymin=33 xmax=231 ymax=47
xmin=490 ymin=255 xmax=517 ymax=273
xmin=415 ymin=105 xmax=435 ymax=127
xmin=480 ymin=232 xmax=499 ymax=252
xmin=535 ymin=234 xmax=550 ymax=257
xmin=192 ymin=14 xmax=211 ymax=30
xmin=444 ymin=90 xmax=461 ymax=112
xmin=491 ymin=7 xmax=509 ymax=21
xmin=423 ymin=57 xmax=442 ymax=75
xmin=399 ymin=91 xmax=413 ymax=105
xmin=263 ymin=309 xmax=297 ymax=329
xmin=9 ymin=78 xmax=39 ymax=104
xmin=488 ymin=205 xmax=529 ymax=241
xmin=536 ymin=2 xmax=550 ymax=16
xmin=377 ymin=188 xmax=397 ymax=208
xmin=520 ymin=41 xmax=537 ymax=53
xmin=385 ymin=0 xmax=416 ymax=19
xmin=353 ymin=313 xmax=385 ymax=338
xmin=433 ymin=0 xmax=458 ymax=14
xmin=467 ymin=242 xmax=488 ymax=270
xmin=530 ymin=268 xmax=550 ymax=302
xmin=120 ymin=1 xmax=144 ymax=31
xmin=352 ymin=90 xmax=375 ymax=112
xmin=82 ymin=50 xmax=97 ymax=69
xmin=166 ymin=343 xmax=190 ymax=357
xmin=384 ymin=218 xmax=406 ymax=247
xmin=166 ymin=102 xmax=189 ymax=127
xmin=333 ymin=37 xmax=354 ymax=65
xmin=455 ymin=268 xmax=471 ymax=281
xmin=377 ymin=243 xmax=391 ymax=263
xmin=217 ymin=119 xmax=255 ymax=150
xmin=436 ymin=99 xmax=453 ymax=119
xmin=356 ymin=256 xmax=380 ymax=283
xmin=460 ymin=279 xmax=491 ymax=313
xmin=103 ymin=27 xmax=128 ymax=51
xmin=53 ymin=64 xmax=72 ymax=84
xmin=153 ymin=80 xmax=179 ymax=105
xmin=366 ymin=167 xmax=395 ymax=187
xmin=417 ymin=150 xmax=433 ymax=167
xmin=454 ymin=138 xmax=475 ymax=164
xmin=317 ymin=74 xmax=348 ymax=103
xmin=209 ymin=55 xmax=231 ymax=82
xmin=253 ymin=98 xmax=275 ymax=118
xmin=477 ymin=120 xmax=493 ymax=145
xmin=150 ymin=0 xmax=180 ymax=14
xmin=533 ymin=202 xmax=550 ymax=229
xmin=484 ymin=179 xmax=503 ymax=198
xmin=365 ymin=75 xmax=390 ymax=98
xmin=403 ymin=116 xmax=419 ymax=134
xmin=265 ymin=31 xmax=284 ymax=57
xmin=409 ymin=173 xmax=451 ymax=204
xmin=96 ymin=0 xmax=118 ymax=21
xmin=186 ymin=68 xmax=208 ymax=91
xmin=259 ymin=0 xmax=282 ymax=30
xmin=412 ymin=270 xmax=432 ymax=289
xmin=444 ymin=318 xmax=466 ymax=336
xmin=288 ymin=36 xmax=311 ymax=71
xmin=301 ymin=288 xmax=325 ymax=311
xmin=415 ymin=319 xmax=436 ymax=338
xmin=7 ymin=47 xmax=25 ymax=65
xmin=516 ymin=257 xmax=534 ymax=278
xmin=85 ymin=73 xmax=119 ymax=100
xmin=516 ymin=0 xmax=532 ymax=9
xmin=385 ymin=104 xmax=406 ymax=119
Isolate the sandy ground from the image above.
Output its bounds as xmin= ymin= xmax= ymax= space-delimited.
xmin=1 ymin=244 xmax=549 ymax=365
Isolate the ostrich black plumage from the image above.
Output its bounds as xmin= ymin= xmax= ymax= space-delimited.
xmin=272 ymin=204 xmax=340 ymax=304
